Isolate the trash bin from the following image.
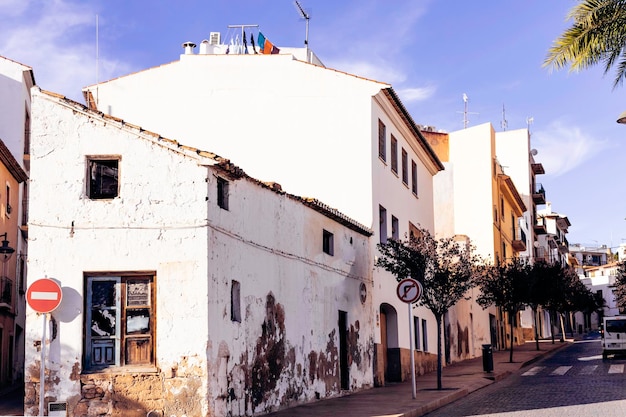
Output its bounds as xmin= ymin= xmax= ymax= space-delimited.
xmin=482 ymin=344 xmax=493 ymax=372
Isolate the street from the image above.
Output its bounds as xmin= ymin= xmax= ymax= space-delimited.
xmin=424 ymin=334 xmax=626 ymax=417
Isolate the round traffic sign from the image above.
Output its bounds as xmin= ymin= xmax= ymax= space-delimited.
xmin=26 ymin=278 xmax=63 ymax=313
xmin=396 ymin=278 xmax=422 ymax=303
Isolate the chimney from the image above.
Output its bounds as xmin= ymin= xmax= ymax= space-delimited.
xmin=182 ymin=41 xmax=196 ymax=55
xmin=199 ymin=40 xmax=210 ymax=54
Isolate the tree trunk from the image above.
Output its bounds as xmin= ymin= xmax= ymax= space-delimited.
xmin=559 ymin=313 xmax=566 ymax=342
xmin=532 ymin=307 xmax=539 ymax=351
xmin=508 ymin=310 xmax=515 ymax=363
xmin=436 ymin=314 xmax=443 ymax=390
xmin=550 ymin=310 xmax=556 ymax=344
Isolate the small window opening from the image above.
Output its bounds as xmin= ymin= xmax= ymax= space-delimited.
xmin=323 ymin=230 xmax=334 ymax=256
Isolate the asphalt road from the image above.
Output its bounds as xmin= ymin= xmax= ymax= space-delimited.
xmin=424 ymin=334 xmax=626 ymax=417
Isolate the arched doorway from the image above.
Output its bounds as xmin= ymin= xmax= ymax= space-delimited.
xmin=380 ymin=303 xmax=400 ymax=383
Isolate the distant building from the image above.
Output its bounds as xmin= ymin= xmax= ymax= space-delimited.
xmin=0 ymin=54 xmax=32 ymax=387
xmin=422 ymin=123 xmax=528 ymax=357
xmin=25 ymin=88 xmax=374 ymax=416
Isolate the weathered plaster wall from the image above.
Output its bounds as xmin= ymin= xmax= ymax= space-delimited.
xmin=26 ymin=91 xmax=211 ymax=416
xmin=26 ymin=90 xmax=375 ymax=416
xmin=204 ymin=171 xmax=375 ymax=415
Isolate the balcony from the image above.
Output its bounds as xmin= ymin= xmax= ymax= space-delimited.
xmin=534 ymin=217 xmax=547 ymax=235
xmin=512 ymin=228 xmax=527 ymax=251
xmin=531 ymin=162 xmax=545 ymax=175
xmin=532 ymin=183 xmax=546 ymax=205
xmin=0 ymin=276 xmax=12 ymax=310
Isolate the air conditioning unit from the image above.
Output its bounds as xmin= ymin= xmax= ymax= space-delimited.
xmin=49 ymin=401 xmax=67 ymax=416
xmin=209 ymin=32 xmax=221 ymax=45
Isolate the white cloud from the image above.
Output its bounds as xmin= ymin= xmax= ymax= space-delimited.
xmin=396 ymin=85 xmax=437 ymax=103
xmin=532 ymin=120 xmax=612 ymax=177
xmin=0 ymin=0 xmax=131 ymax=101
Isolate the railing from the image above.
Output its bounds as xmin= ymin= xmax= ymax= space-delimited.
xmin=532 ymin=183 xmax=546 ymax=204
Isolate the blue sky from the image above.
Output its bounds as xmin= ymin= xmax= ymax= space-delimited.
xmin=1 ymin=0 xmax=625 ymax=250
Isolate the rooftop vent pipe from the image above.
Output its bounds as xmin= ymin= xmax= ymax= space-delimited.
xmin=182 ymin=41 xmax=196 ymax=55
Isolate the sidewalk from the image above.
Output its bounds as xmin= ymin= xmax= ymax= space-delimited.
xmin=264 ymin=339 xmax=570 ymax=417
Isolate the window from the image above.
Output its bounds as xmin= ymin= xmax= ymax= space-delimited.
xmin=217 ymin=177 xmax=229 ymax=210
xmin=390 ymin=135 xmax=398 ymax=174
xmin=411 ymin=160 xmax=418 ymax=196
xmin=401 ymin=148 xmax=408 ymax=185
xmin=85 ymin=274 xmax=155 ymax=370
xmin=378 ymin=120 xmax=386 ymax=162
xmin=409 ymin=221 xmax=421 ymax=241
xmin=323 ymin=229 xmax=334 ymax=255
xmin=231 ymin=280 xmax=241 ymax=322
xmin=391 ymin=215 xmax=399 ymax=240
xmin=87 ymin=157 xmax=119 ymax=199
xmin=414 ymin=316 xmax=421 ymax=350
xmin=422 ymin=319 xmax=428 ymax=351
xmin=379 ymin=205 xmax=387 ymax=244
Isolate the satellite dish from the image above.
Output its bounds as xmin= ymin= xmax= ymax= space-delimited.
xmin=531 ymin=149 xmax=538 ymax=156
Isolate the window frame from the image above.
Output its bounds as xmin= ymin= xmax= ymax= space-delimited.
xmin=411 ymin=160 xmax=418 ymax=196
xmin=378 ymin=119 xmax=386 ymax=162
xmin=84 ymin=273 xmax=156 ymax=372
xmin=401 ymin=148 xmax=408 ymax=185
xmin=217 ymin=177 xmax=229 ymax=210
xmin=322 ymin=229 xmax=334 ymax=256
xmin=391 ymin=215 xmax=399 ymax=240
xmin=86 ymin=156 xmax=120 ymax=200
xmin=390 ymin=135 xmax=398 ymax=174
xmin=231 ymin=280 xmax=241 ymax=322
xmin=379 ymin=205 xmax=388 ymax=244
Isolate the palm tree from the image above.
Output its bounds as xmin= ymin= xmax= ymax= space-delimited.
xmin=544 ymin=0 xmax=626 ymax=89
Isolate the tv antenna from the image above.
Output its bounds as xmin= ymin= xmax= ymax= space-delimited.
xmin=457 ymin=93 xmax=478 ymax=129
xmin=501 ymin=103 xmax=508 ymax=131
xmin=526 ymin=116 xmax=534 ymax=136
xmin=294 ymin=1 xmax=310 ymax=47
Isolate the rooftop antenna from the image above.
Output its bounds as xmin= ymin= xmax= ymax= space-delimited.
xmin=294 ymin=1 xmax=310 ymax=47
xmin=95 ymin=14 xmax=99 ymax=107
xmin=501 ymin=103 xmax=508 ymax=131
xmin=457 ymin=93 xmax=478 ymax=129
xmin=526 ymin=116 xmax=534 ymax=137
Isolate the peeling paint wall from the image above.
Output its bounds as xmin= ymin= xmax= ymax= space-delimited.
xmin=205 ymin=166 xmax=374 ymax=415
xmin=26 ymin=89 xmax=374 ymax=416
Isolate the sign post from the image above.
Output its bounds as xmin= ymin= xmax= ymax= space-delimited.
xmin=27 ymin=278 xmax=63 ymax=416
xmin=397 ymin=278 xmax=422 ymax=400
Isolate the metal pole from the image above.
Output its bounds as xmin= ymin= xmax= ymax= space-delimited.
xmin=39 ymin=313 xmax=47 ymax=416
xmin=408 ymin=303 xmax=416 ymax=399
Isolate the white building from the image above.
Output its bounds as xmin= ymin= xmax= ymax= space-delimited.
xmin=0 ymin=55 xmax=33 ymax=386
xmin=25 ymin=88 xmax=375 ymax=416
xmin=82 ymin=39 xmax=445 ymax=385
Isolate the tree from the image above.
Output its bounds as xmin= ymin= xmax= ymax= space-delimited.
xmin=544 ymin=0 xmax=626 ymax=89
xmin=375 ymin=229 xmax=483 ymax=390
xmin=612 ymin=260 xmax=626 ymax=311
xmin=477 ymin=258 xmax=531 ymax=363
xmin=526 ymin=261 xmax=560 ymax=350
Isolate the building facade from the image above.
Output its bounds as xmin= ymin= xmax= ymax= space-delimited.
xmin=25 ymin=88 xmax=375 ymax=416
xmin=0 ymin=55 xmax=33 ymax=387
xmin=81 ymin=39 xmax=445 ymax=386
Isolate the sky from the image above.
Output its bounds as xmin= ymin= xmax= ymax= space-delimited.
xmin=1 ymin=0 xmax=625 ymax=250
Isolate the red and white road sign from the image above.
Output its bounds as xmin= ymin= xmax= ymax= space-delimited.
xmin=26 ymin=278 xmax=63 ymax=313
xmin=396 ymin=278 xmax=422 ymax=304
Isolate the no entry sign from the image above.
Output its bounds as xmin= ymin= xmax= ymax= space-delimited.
xmin=26 ymin=278 xmax=63 ymax=313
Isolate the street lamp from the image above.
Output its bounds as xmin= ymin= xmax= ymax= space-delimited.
xmin=617 ymin=111 xmax=626 ymax=124
xmin=0 ymin=233 xmax=15 ymax=260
